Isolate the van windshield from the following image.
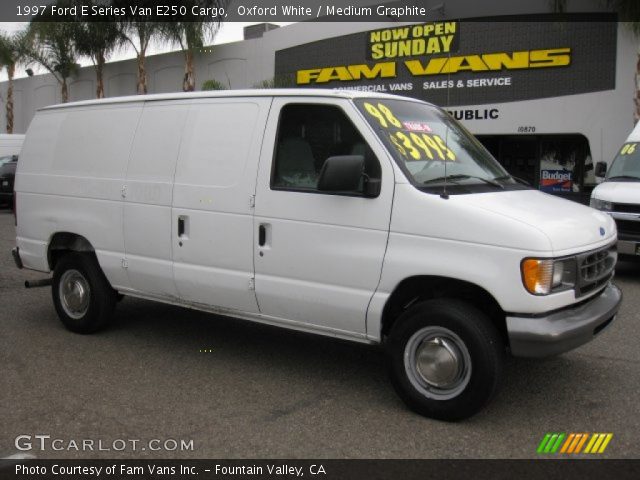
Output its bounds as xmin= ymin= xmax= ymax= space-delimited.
xmin=354 ymin=98 xmax=522 ymax=193
xmin=606 ymin=142 xmax=640 ymax=181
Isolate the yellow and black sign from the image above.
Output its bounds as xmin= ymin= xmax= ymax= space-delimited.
xmin=275 ymin=13 xmax=616 ymax=106
xmin=368 ymin=22 xmax=459 ymax=60
xmin=297 ymin=48 xmax=571 ymax=84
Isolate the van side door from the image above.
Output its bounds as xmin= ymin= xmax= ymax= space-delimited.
xmin=123 ymin=101 xmax=189 ymax=299
xmin=253 ymin=98 xmax=394 ymax=336
xmin=172 ymin=98 xmax=272 ymax=313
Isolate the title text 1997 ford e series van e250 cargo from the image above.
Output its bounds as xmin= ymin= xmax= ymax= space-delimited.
xmin=12 ymin=90 xmax=622 ymax=420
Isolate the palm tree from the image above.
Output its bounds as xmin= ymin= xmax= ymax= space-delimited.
xmin=73 ymin=3 xmax=124 ymax=99
xmin=0 ymin=30 xmax=29 ymax=132
xmin=25 ymin=21 xmax=79 ymax=103
xmin=108 ymin=0 xmax=161 ymax=95
xmin=118 ymin=21 xmax=161 ymax=95
xmin=161 ymin=10 xmax=225 ymax=92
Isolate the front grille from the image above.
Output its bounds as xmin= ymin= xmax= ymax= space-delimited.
xmin=612 ymin=203 xmax=640 ymax=214
xmin=576 ymin=244 xmax=616 ymax=297
xmin=614 ymin=219 xmax=640 ymax=238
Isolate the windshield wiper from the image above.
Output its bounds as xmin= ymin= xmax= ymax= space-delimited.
xmin=607 ymin=175 xmax=640 ymax=181
xmin=423 ymin=174 xmax=504 ymax=189
xmin=493 ymin=174 xmax=531 ymax=186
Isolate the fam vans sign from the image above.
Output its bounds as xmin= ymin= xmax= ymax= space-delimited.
xmin=274 ymin=14 xmax=616 ymax=106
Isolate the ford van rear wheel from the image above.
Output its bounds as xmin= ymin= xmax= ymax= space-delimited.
xmin=387 ymin=299 xmax=504 ymax=421
xmin=52 ymin=253 xmax=117 ymax=333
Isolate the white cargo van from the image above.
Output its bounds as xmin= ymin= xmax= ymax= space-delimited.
xmin=12 ymin=90 xmax=621 ymax=420
xmin=591 ymin=122 xmax=640 ymax=257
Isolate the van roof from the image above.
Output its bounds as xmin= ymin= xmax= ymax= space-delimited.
xmin=40 ymin=89 xmax=430 ymax=111
xmin=627 ymin=121 xmax=640 ymax=142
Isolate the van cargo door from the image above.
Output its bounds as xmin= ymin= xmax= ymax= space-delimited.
xmin=123 ymin=101 xmax=189 ymax=299
xmin=172 ymin=98 xmax=271 ymax=313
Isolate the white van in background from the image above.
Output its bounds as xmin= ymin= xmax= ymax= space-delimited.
xmin=12 ymin=90 xmax=621 ymax=420
xmin=591 ymin=122 xmax=640 ymax=257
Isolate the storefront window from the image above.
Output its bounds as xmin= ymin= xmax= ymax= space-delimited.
xmin=477 ymin=134 xmax=593 ymax=199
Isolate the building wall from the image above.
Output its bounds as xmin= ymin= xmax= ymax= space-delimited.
xmin=0 ymin=0 xmax=631 ymax=133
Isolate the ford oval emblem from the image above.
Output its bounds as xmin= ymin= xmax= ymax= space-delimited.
xmin=599 ymin=227 xmax=605 ymax=236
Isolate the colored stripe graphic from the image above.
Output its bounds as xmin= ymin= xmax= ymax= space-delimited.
xmin=537 ymin=433 xmax=565 ymax=453
xmin=537 ymin=434 xmax=552 ymax=453
xmin=585 ymin=433 xmax=613 ymax=454
xmin=574 ymin=433 xmax=589 ymax=453
xmin=538 ymin=433 xmax=613 ymax=454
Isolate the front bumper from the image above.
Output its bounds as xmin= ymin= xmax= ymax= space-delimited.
xmin=506 ymin=283 xmax=622 ymax=357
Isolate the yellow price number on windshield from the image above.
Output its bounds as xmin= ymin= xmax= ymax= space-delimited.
xmin=389 ymin=131 xmax=456 ymax=162
xmin=364 ymin=102 xmax=456 ymax=162
xmin=363 ymin=102 xmax=402 ymax=129
xmin=620 ymin=143 xmax=637 ymax=155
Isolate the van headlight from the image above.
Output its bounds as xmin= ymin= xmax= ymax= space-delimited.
xmin=590 ymin=198 xmax=612 ymax=211
xmin=521 ymin=258 xmax=576 ymax=295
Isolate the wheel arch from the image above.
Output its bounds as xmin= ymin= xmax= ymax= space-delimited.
xmin=47 ymin=232 xmax=96 ymax=271
xmin=380 ymin=275 xmax=508 ymax=345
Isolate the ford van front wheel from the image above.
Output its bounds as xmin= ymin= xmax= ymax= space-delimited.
xmin=52 ymin=253 xmax=117 ymax=334
xmin=387 ymin=299 xmax=504 ymax=421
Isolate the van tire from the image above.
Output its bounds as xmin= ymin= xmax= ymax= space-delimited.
xmin=52 ymin=253 xmax=117 ymax=334
xmin=387 ymin=299 xmax=504 ymax=421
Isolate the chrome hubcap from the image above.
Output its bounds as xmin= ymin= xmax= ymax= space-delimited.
xmin=59 ymin=269 xmax=90 ymax=319
xmin=404 ymin=326 xmax=471 ymax=400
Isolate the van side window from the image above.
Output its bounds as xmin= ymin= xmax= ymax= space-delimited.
xmin=272 ymin=104 xmax=381 ymax=194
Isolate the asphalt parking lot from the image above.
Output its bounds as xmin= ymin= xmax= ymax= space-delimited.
xmin=1 ymin=209 xmax=639 ymax=459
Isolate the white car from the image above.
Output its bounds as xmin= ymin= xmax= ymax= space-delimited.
xmin=12 ymin=90 xmax=621 ymax=420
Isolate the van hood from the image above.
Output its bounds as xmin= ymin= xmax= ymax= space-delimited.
xmin=592 ymin=180 xmax=640 ymax=205
xmin=467 ymin=190 xmax=616 ymax=253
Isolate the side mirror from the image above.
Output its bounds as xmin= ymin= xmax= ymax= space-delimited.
xmin=363 ymin=178 xmax=381 ymax=197
xmin=317 ymin=155 xmax=365 ymax=193
xmin=595 ymin=161 xmax=607 ymax=177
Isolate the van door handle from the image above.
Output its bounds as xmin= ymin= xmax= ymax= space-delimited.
xmin=258 ymin=224 xmax=266 ymax=247
xmin=178 ymin=216 xmax=188 ymax=238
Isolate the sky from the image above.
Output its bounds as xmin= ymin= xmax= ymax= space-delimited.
xmin=0 ymin=21 xmax=293 ymax=80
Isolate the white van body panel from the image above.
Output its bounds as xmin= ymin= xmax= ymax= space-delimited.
xmin=592 ymin=181 xmax=640 ymax=206
xmin=373 ymin=186 xmax=615 ymax=329
xmin=16 ymin=104 xmax=143 ymax=288
xmin=122 ymin=100 xmax=190 ymax=299
xmin=464 ymin=190 xmax=616 ymax=254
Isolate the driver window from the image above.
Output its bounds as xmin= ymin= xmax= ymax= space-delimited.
xmin=272 ymin=104 xmax=381 ymax=193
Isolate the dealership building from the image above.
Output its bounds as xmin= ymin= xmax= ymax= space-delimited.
xmin=1 ymin=0 xmax=638 ymax=202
